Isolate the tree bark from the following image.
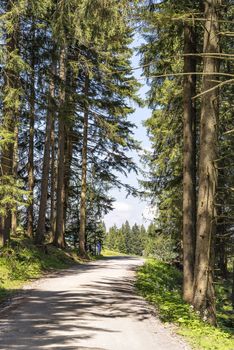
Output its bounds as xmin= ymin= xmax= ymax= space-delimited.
xmin=79 ymin=76 xmax=89 ymax=257
xmin=27 ymin=26 xmax=35 ymax=238
xmin=232 ymin=259 xmax=234 ymax=310
xmin=64 ymin=127 xmax=73 ymax=229
xmin=12 ymin=122 xmax=19 ymax=236
xmin=182 ymin=23 xmax=197 ymax=304
xmin=50 ymin=117 xmax=56 ymax=241
xmin=193 ymin=0 xmax=221 ymax=326
xmin=54 ymin=46 xmax=66 ymax=248
xmin=63 ymin=68 xmax=74 ymax=231
xmin=35 ymin=68 xmax=55 ymax=245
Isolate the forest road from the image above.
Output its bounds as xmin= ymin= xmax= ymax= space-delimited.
xmin=0 ymin=256 xmax=191 ymax=350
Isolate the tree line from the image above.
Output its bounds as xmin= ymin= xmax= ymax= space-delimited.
xmin=105 ymin=221 xmax=177 ymax=261
xmin=0 ymin=0 xmax=139 ymax=256
xmin=139 ymin=0 xmax=233 ymax=325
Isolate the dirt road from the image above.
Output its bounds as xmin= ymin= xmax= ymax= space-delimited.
xmin=0 ymin=257 xmax=190 ymax=350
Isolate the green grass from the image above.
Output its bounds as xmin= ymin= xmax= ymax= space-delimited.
xmin=0 ymin=238 xmax=82 ymax=303
xmin=101 ymin=248 xmax=128 ymax=257
xmin=136 ymin=259 xmax=234 ymax=350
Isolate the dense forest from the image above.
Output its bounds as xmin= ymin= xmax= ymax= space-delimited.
xmin=138 ymin=0 xmax=234 ymax=326
xmin=105 ymin=221 xmax=177 ymax=261
xmin=0 ymin=0 xmax=233 ymax=337
xmin=0 ymin=0 xmax=140 ymax=254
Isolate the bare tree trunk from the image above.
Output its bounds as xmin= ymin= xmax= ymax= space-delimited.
xmin=12 ymin=123 xmax=19 ymax=236
xmin=79 ymin=76 xmax=89 ymax=257
xmin=182 ymin=23 xmax=197 ymax=304
xmin=63 ymin=68 xmax=74 ymax=232
xmin=35 ymin=69 xmax=55 ymax=245
xmin=50 ymin=118 xmax=56 ymax=241
xmin=232 ymin=259 xmax=234 ymax=310
xmin=54 ymin=47 xmax=66 ymax=248
xmin=27 ymin=29 xmax=35 ymax=238
xmin=64 ymin=127 xmax=73 ymax=229
xmin=193 ymin=0 xmax=221 ymax=326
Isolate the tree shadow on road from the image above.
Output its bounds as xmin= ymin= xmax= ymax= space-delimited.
xmin=0 ymin=257 xmax=148 ymax=350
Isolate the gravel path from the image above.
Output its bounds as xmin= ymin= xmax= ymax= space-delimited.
xmin=0 ymin=256 xmax=190 ymax=350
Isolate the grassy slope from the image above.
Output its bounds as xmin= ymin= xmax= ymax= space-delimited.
xmin=0 ymin=238 xmax=81 ymax=303
xmin=101 ymin=248 xmax=128 ymax=257
xmin=136 ymin=259 xmax=234 ymax=350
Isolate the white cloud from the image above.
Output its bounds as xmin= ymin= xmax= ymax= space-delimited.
xmin=114 ymin=201 xmax=133 ymax=212
xmin=104 ymin=200 xmax=158 ymax=230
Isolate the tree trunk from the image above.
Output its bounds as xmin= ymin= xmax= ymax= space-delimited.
xmin=35 ymin=69 xmax=55 ymax=245
xmin=12 ymin=123 xmax=19 ymax=236
xmin=232 ymin=259 xmax=234 ymax=310
xmin=50 ymin=118 xmax=56 ymax=241
xmin=182 ymin=23 xmax=197 ymax=304
xmin=54 ymin=47 xmax=66 ymax=248
xmin=64 ymin=127 xmax=73 ymax=229
xmin=193 ymin=0 xmax=220 ymax=326
xmin=63 ymin=68 xmax=74 ymax=231
xmin=79 ymin=76 xmax=89 ymax=257
xmin=27 ymin=28 xmax=35 ymax=238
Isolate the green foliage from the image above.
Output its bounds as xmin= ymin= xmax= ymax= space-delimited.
xmin=105 ymin=221 xmax=146 ymax=256
xmin=105 ymin=221 xmax=177 ymax=261
xmin=102 ymin=248 xmax=127 ymax=257
xmin=0 ymin=176 xmax=28 ymax=216
xmin=139 ymin=4 xmax=185 ymax=242
xmin=136 ymin=260 xmax=234 ymax=350
xmin=144 ymin=233 xmax=177 ymax=262
xmin=139 ymin=0 xmax=233 ymax=327
xmin=0 ymin=0 xmax=140 ymax=249
xmin=0 ymin=238 xmax=81 ymax=302
xmin=216 ymin=278 xmax=234 ymax=330
xmin=86 ymin=221 xmax=106 ymax=255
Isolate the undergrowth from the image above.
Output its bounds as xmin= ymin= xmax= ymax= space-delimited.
xmin=136 ymin=259 xmax=234 ymax=350
xmin=0 ymin=238 xmax=81 ymax=303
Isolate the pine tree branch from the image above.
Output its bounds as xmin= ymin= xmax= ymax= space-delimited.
xmin=224 ymin=129 xmax=234 ymax=135
xmin=218 ymin=31 xmax=234 ymax=37
xmin=124 ymin=72 xmax=234 ymax=83
xmin=108 ymin=53 xmax=234 ymax=75
xmin=192 ymin=79 xmax=234 ymax=100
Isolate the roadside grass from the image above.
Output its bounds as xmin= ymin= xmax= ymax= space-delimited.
xmin=0 ymin=238 xmax=81 ymax=303
xmin=135 ymin=259 xmax=234 ymax=350
xmin=101 ymin=248 xmax=128 ymax=257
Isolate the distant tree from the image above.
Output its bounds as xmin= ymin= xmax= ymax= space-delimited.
xmin=105 ymin=222 xmax=148 ymax=256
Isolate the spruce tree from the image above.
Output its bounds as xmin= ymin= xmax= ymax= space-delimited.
xmin=193 ymin=0 xmax=221 ymax=326
xmin=0 ymin=0 xmax=26 ymax=246
xmin=182 ymin=21 xmax=197 ymax=303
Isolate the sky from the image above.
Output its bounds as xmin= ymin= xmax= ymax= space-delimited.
xmin=103 ymin=39 xmax=154 ymax=230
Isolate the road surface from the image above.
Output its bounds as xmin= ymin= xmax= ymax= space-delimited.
xmin=0 ymin=256 xmax=190 ymax=350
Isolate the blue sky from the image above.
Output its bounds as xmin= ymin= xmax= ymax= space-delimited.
xmin=104 ymin=39 xmax=154 ymax=230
